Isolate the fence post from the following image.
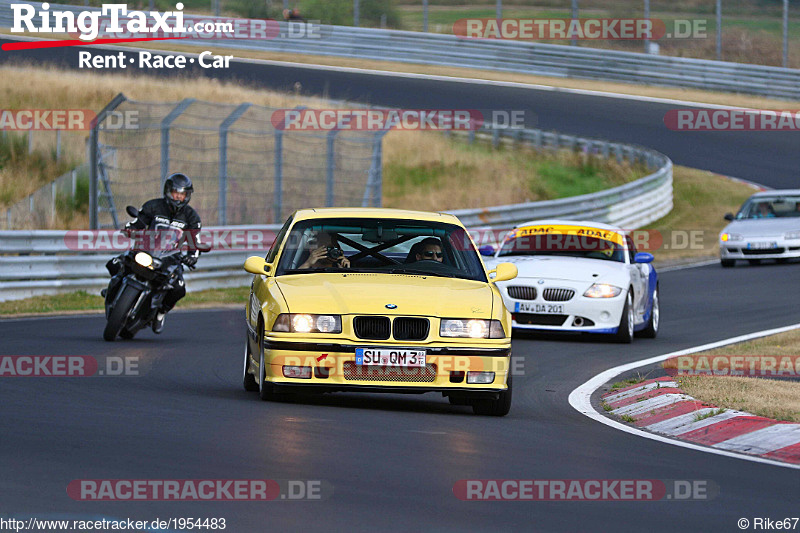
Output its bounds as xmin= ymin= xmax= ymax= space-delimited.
xmin=218 ymin=103 xmax=251 ymax=225
xmin=325 ymin=114 xmax=353 ymax=207
xmin=160 ymin=99 xmax=195 ymax=186
xmin=362 ymin=130 xmax=388 ymax=207
xmin=27 ymin=131 xmax=33 ymax=154
xmin=90 ymin=93 xmax=127 ymax=230
xmin=71 ymin=170 xmax=77 ymax=198
xmin=274 ymin=129 xmax=284 ymax=223
xmin=56 ymin=130 xmax=61 ymax=160
xmin=51 ymin=181 xmax=57 ymax=224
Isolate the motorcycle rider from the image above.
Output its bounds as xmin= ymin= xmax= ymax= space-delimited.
xmin=109 ymin=172 xmax=202 ymax=334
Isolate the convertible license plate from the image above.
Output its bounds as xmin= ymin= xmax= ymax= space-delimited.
xmin=747 ymin=242 xmax=778 ymax=250
xmin=355 ymin=348 xmax=426 ymax=367
xmin=514 ymin=302 xmax=564 ymax=314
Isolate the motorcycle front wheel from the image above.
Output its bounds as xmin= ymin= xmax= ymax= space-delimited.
xmin=103 ymin=285 xmax=140 ymax=342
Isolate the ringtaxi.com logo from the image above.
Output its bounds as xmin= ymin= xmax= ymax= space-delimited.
xmin=453 ymin=479 xmax=717 ymax=501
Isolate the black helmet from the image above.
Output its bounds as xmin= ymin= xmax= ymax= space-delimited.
xmin=163 ymin=172 xmax=193 ymax=211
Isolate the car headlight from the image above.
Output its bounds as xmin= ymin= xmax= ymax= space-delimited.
xmin=272 ymin=314 xmax=342 ymax=333
xmin=720 ymin=233 xmax=743 ymax=242
xmin=583 ymin=284 xmax=622 ymax=298
xmin=785 ymin=231 xmax=800 ymax=240
xmin=440 ymin=319 xmax=505 ymax=338
xmin=134 ymin=252 xmax=153 ymax=269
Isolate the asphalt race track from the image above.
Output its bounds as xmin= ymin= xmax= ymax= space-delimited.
xmin=1 ymin=36 xmax=799 ymax=532
xmin=2 ymin=266 xmax=800 ymax=531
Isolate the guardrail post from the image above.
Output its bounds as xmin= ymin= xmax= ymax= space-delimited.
xmin=160 ymin=98 xmax=195 ymax=186
xmin=468 ymin=130 xmax=476 ymax=144
xmin=218 ymin=103 xmax=251 ymax=226
xmin=90 ymin=93 xmax=127 ymax=230
xmin=492 ymin=128 xmax=500 ymax=149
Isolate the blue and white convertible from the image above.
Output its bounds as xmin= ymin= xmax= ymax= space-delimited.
xmin=482 ymin=220 xmax=659 ymax=343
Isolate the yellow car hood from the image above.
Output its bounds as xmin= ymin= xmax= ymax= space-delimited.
xmin=276 ymin=273 xmax=494 ymax=318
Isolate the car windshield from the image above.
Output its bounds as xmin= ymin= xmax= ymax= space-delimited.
xmin=737 ymin=196 xmax=800 ymax=219
xmin=497 ymin=229 xmax=626 ymax=263
xmin=275 ymin=217 xmax=488 ymax=282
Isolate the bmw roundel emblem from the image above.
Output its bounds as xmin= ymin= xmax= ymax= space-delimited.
xmin=537 ymin=280 xmax=545 ymax=285
xmin=385 ymin=304 xmax=398 ymax=309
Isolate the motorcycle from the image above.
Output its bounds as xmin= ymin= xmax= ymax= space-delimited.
xmin=102 ymin=206 xmax=207 ymax=341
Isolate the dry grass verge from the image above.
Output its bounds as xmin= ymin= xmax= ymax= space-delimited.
xmin=678 ymin=328 xmax=800 ymax=422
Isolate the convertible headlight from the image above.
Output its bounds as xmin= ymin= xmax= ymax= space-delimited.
xmin=272 ymin=314 xmax=342 ymax=333
xmin=440 ymin=319 xmax=505 ymax=339
xmin=785 ymin=231 xmax=800 ymax=240
xmin=720 ymin=233 xmax=743 ymax=242
xmin=134 ymin=252 xmax=153 ymax=269
xmin=583 ymin=284 xmax=622 ymax=298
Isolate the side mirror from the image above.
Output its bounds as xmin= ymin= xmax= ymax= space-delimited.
xmin=724 ymin=213 xmax=735 ymax=221
xmin=634 ymin=252 xmax=654 ymax=264
xmin=126 ymin=205 xmax=139 ymax=218
xmin=478 ymin=245 xmax=496 ymax=257
xmin=488 ymin=262 xmax=517 ymax=283
xmin=244 ymin=256 xmax=271 ymax=275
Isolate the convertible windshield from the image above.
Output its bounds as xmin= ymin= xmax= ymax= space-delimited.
xmin=497 ymin=230 xmax=626 ymax=262
xmin=275 ymin=218 xmax=487 ymax=282
xmin=737 ymin=196 xmax=800 ymax=219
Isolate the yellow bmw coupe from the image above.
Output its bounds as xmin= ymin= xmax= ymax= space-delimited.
xmin=242 ymin=208 xmax=518 ymax=416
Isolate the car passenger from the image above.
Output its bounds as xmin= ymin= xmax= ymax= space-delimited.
xmin=299 ymin=232 xmax=350 ymax=269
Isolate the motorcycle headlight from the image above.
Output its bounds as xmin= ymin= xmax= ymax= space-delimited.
xmin=440 ymin=319 xmax=505 ymax=339
xmin=134 ymin=252 xmax=153 ymax=269
xmin=583 ymin=284 xmax=622 ymax=298
xmin=272 ymin=314 xmax=341 ymax=333
xmin=720 ymin=233 xmax=743 ymax=242
xmin=784 ymin=231 xmax=800 ymax=240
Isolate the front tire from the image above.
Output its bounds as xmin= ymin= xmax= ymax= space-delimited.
xmin=243 ymin=337 xmax=258 ymax=391
xmin=472 ymin=374 xmax=512 ymax=416
xmin=613 ymin=291 xmax=634 ymax=344
xmin=103 ymin=285 xmax=139 ymax=342
xmin=637 ymin=285 xmax=659 ymax=339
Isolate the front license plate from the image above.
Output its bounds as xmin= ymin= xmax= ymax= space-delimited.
xmin=747 ymin=242 xmax=778 ymax=250
xmin=355 ymin=348 xmax=426 ymax=367
xmin=514 ymin=302 xmax=564 ymax=314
